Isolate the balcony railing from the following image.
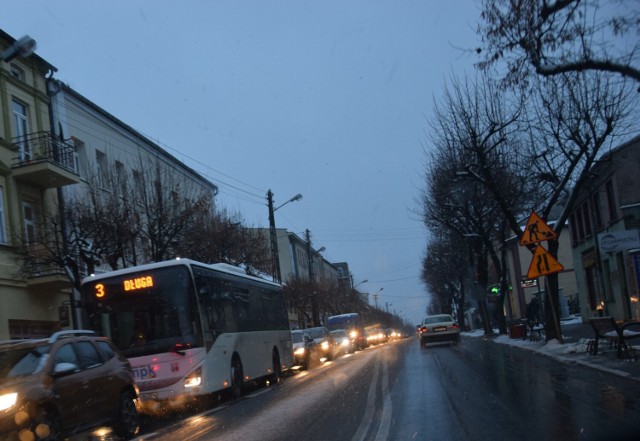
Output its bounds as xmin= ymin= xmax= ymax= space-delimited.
xmin=11 ymin=131 xmax=76 ymax=171
xmin=10 ymin=131 xmax=79 ymax=188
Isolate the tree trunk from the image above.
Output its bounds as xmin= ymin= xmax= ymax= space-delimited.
xmin=543 ymin=240 xmax=563 ymax=343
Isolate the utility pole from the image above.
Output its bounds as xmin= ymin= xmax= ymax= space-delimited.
xmin=306 ymin=229 xmax=320 ymax=326
xmin=267 ymin=190 xmax=280 ymax=283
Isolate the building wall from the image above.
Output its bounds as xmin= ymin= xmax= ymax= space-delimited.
xmin=569 ymin=136 xmax=640 ymax=321
xmin=0 ymin=31 xmax=69 ymax=340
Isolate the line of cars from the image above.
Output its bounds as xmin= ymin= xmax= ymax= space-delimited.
xmin=291 ymin=327 xmax=351 ymax=370
xmin=290 ymin=326 xmax=406 ymax=370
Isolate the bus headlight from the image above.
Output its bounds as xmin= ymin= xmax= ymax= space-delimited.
xmin=184 ymin=367 xmax=202 ymax=388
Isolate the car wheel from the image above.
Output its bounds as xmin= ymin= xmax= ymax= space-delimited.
xmin=113 ymin=390 xmax=140 ymax=439
xmin=229 ymin=355 xmax=244 ymax=399
xmin=32 ymin=406 xmax=62 ymax=441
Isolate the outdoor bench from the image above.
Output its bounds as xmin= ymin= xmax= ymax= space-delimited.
xmin=588 ymin=316 xmax=640 ymax=361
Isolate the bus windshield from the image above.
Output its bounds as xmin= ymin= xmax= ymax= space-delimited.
xmin=82 ymin=266 xmax=203 ymax=358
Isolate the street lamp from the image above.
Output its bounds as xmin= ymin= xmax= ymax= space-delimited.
xmin=353 ymin=279 xmax=368 ymax=290
xmin=267 ymin=189 xmax=302 ymax=283
xmin=1 ymin=35 xmax=36 ymax=63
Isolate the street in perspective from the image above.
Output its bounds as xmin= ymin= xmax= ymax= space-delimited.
xmin=2 ymin=2 xmax=640 ymax=441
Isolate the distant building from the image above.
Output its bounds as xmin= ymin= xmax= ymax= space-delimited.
xmin=568 ymin=135 xmax=640 ymax=321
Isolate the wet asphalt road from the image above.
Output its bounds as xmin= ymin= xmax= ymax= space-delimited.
xmin=127 ymin=336 xmax=640 ymax=441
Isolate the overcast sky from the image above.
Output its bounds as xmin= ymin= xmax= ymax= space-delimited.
xmin=2 ymin=1 xmax=481 ymax=326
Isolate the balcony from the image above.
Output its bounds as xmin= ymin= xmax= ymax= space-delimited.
xmin=11 ymin=132 xmax=80 ymax=188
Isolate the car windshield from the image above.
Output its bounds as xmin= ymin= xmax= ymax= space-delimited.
xmin=306 ymin=328 xmax=326 ymax=339
xmin=291 ymin=333 xmax=303 ymax=344
xmin=330 ymin=330 xmax=347 ymax=338
xmin=0 ymin=345 xmax=50 ymax=378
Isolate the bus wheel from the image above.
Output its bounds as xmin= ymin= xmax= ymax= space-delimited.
xmin=229 ymin=355 xmax=244 ymax=400
xmin=269 ymin=349 xmax=281 ymax=384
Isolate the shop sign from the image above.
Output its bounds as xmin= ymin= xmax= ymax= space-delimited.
xmin=598 ymin=230 xmax=640 ymax=253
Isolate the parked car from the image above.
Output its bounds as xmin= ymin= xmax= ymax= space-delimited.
xmin=418 ymin=314 xmax=461 ymax=348
xmin=305 ymin=327 xmax=337 ymax=361
xmin=329 ymin=329 xmax=354 ymax=355
xmin=291 ymin=330 xmax=318 ymax=369
xmin=0 ymin=330 xmax=140 ymax=440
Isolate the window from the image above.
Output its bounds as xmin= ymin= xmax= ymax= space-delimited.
xmin=9 ymin=63 xmax=25 ymax=81
xmin=12 ymin=99 xmax=30 ymax=160
xmin=605 ymin=180 xmax=617 ymax=222
xmin=575 ymin=207 xmax=585 ymax=240
xmin=96 ymin=150 xmax=108 ymax=188
xmin=132 ymin=170 xmax=144 ymax=194
xmin=592 ymin=192 xmax=603 ymax=229
xmin=115 ymin=161 xmax=126 ymax=194
xmin=582 ymin=203 xmax=591 ymax=237
xmin=569 ymin=213 xmax=578 ymax=244
xmin=72 ymin=138 xmax=87 ymax=177
xmin=75 ymin=341 xmax=103 ymax=369
xmin=23 ymin=202 xmax=36 ymax=245
xmin=0 ymin=187 xmax=6 ymax=245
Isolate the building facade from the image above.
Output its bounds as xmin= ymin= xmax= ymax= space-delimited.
xmin=0 ymin=30 xmax=80 ymax=339
xmin=568 ymin=136 xmax=640 ymax=321
xmin=0 ymin=29 xmax=219 ymax=340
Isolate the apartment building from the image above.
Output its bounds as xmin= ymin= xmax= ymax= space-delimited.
xmin=0 ymin=29 xmax=219 ymax=339
xmin=0 ymin=30 xmax=80 ymax=339
xmin=568 ymin=135 xmax=640 ymax=321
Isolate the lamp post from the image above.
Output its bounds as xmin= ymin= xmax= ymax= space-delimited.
xmin=1 ymin=35 xmax=36 ymax=63
xmin=267 ymin=189 xmax=302 ymax=283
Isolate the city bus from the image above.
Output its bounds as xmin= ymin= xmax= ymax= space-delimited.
xmin=326 ymin=313 xmax=367 ymax=350
xmin=80 ymin=258 xmax=292 ymax=412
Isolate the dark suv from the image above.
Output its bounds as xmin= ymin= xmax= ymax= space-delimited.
xmin=0 ymin=330 xmax=140 ymax=440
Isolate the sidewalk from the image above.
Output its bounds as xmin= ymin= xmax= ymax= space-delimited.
xmin=463 ymin=316 xmax=640 ymax=382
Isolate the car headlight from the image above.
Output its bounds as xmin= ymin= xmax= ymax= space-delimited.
xmin=294 ymin=347 xmax=306 ymax=356
xmin=341 ymin=339 xmax=349 ymax=346
xmin=321 ymin=341 xmax=329 ymax=350
xmin=0 ymin=392 xmax=18 ymax=411
xmin=350 ymin=331 xmax=358 ymax=339
xmin=184 ymin=367 xmax=202 ymax=388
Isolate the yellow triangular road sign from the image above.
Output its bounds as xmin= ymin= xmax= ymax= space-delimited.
xmin=527 ymin=245 xmax=564 ymax=278
xmin=520 ymin=212 xmax=558 ymax=246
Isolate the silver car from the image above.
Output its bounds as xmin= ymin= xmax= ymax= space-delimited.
xmin=418 ymin=314 xmax=460 ymax=348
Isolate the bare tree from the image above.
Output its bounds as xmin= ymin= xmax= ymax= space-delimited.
xmin=421 ymin=232 xmax=469 ymax=329
xmin=178 ymin=208 xmax=271 ymax=275
xmin=477 ymin=0 xmax=640 ymax=87
xmin=438 ymin=71 xmax=636 ymax=341
xmin=421 ymin=74 xmax=532 ymax=335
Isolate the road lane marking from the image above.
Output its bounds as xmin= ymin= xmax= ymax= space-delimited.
xmin=375 ymin=359 xmax=392 ymax=441
xmin=352 ymin=358 xmax=380 ymax=441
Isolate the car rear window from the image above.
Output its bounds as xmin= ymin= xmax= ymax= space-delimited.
xmin=424 ymin=316 xmax=451 ymax=325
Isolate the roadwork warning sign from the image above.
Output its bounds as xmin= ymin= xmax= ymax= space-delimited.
xmin=520 ymin=212 xmax=557 ymax=246
xmin=527 ymin=245 xmax=565 ymax=278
